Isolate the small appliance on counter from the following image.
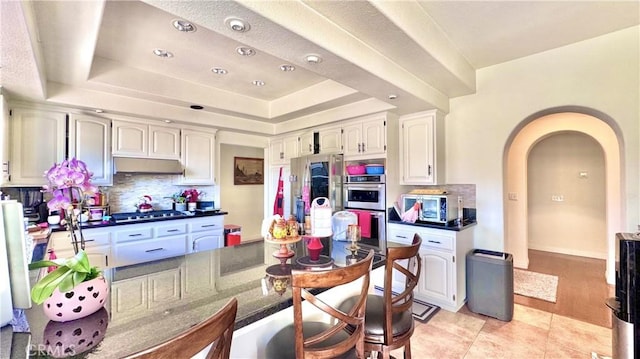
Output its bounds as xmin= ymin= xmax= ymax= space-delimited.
xmin=332 ymin=211 xmax=357 ymax=241
xmin=400 ymin=193 xmax=458 ymax=224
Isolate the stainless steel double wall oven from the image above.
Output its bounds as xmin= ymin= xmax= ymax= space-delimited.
xmin=343 ymin=174 xmax=386 ymax=253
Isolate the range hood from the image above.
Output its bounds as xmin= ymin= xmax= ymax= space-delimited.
xmin=113 ymin=157 xmax=183 ymax=174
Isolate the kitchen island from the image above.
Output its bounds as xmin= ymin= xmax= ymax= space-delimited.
xmin=5 ymin=239 xmax=384 ymax=358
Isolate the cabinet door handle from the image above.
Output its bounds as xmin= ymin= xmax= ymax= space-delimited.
xmin=201 ymin=224 xmax=217 ymax=228
xmin=2 ymin=161 xmax=8 ymax=174
xmin=105 ymin=255 xmax=109 ymax=267
xmin=145 ymin=247 xmax=164 ymax=253
xmin=428 ymin=165 xmax=432 ymax=176
xmin=358 ymin=143 xmax=362 ymax=153
xmin=428 ymin=240 xmax=441 ymax=244
xmin=309 ymin=143 xmax=312 ymax=152
xmin=362 ymin=142 xmax=365 ymax=152
xmin=397 ymin=235 xmax=408 ymax=239
xmin=167 ymin=229 xmax=180 ymax=232
xmin=128 ymin=233 xmax=143 ymax=237
xmin=84 ymin=239 xmax=95 ymax=243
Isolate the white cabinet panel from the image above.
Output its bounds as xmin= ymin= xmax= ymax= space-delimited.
xmin=9 ymin=107 xmax=66 ymax=185
xmin=147 ymin=268 xmax=181 ymax=308
xmin=1 ymin=95 xmax=10 ymax=185
xmin=269 ymin=134 xmax=299 ymax=165
xmin=149 ymin=125 xmax=180 ymax=160
xmin=318 ymin=126 xmax=342 ymax=154
xmin=112 ymin=120 xmax=148 ymax=157
xmin=181 ymin=129 xmax=216 ymax=185
xmin=399 ymin=110 xmax=445 ymax=185
xmin=343 ymin=114 xmax=386 ymax=159
xmin=299 ymin=131 xmax=314 ymax=156
xmin=69 ymin=114 xmax=112 ymax=186
xmin=419 ymin=249 xmax=452 ymax=303
xmin=114 ymin=235 xmax=187 ymax=267
xmin=182 ymin=251 xmax=218 ymax=298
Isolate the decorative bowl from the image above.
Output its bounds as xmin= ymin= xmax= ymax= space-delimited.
xmin=346 ymin=164 xmax=366 ymax=175
xmin=365 ymin=164 xmax=384 ymax=174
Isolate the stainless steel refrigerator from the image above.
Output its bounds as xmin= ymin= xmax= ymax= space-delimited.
xmin=289 ymin=154 xmax=343 ymax=226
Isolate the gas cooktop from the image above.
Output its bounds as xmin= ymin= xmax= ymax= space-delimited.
xmin=111 ymin=210 xmax=189 ymax=223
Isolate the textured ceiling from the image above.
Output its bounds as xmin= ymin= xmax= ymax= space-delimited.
xmin=1 ymin=0 xmax=638 ymax=135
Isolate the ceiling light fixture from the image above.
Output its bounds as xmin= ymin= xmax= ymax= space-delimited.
xmin=190 ymin=105 xmax=204 ymax=110
xmin=236 ymin=46 xmax=255 ymax=56
xmin=280 ymin=64 xmax=295 ymax=72
xmin=252 ymin=80 xmax=265 ymax=87
xmin=164 ymin=120 xmax=173 ymax=123
xmin=172 ymin=19 xmax=196 ymax=33
xmin=153 ymin=48 xmax=173 ymax=58
xmin=388 ymin=94 xmax=398 ymax=100
xmin=94 ymin=109 xmax=104 ymax=113
xmin=211 ymin=67 xmax=228 ymax=75
xmin=225 ymin=17 xmax=250 ymax=33
xmin=305 ymin=54 xmax=322 ymax=64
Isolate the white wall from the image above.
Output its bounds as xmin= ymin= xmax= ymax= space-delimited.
xmin=446 ymin=26 xmax=639 ymax=255
xmin=528 ymin=132 xmax=606 ymax=258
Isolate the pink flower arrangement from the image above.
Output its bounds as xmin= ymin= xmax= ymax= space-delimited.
xmin=42 ymin=158 xmax=97 ymax=253
xmin=43 ymin=158 xmax=97 ymax=212
xmin=182 ymin=189 xmax=202 ymax=202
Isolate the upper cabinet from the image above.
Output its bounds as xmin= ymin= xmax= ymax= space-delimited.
xmin=317 ymin=125 xmax=342 ymax=154
xmin=112 ymin=120 xmax=180 ymax=159
xmin=181 ymin=128 xmax=216 ymax=185
xmin=343 ymin=114 xmax=387 ymax=159
xmin=8 ymin=107 xmax=66 ymax=186
xmin=399 ymin=110 xmax=445 ymax=185
xmin=69 ymin=114 xmax=113 ymax=186
xmin=269 ymin=133 xmax=299 ymax=165
xmin=299 ymin=131 xmax=314 ymax=156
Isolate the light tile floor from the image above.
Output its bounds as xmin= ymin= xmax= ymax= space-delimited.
xmin=393 ymin=304 xmax=612 ymax=358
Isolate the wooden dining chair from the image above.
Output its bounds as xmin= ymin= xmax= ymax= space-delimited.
xmin=125 ymin=297 xmax=238 ymax=359
xmin=339 ymin=234 xmax=422 ymax=359
xmin=265 ymin=250 xmax=375 ymax=359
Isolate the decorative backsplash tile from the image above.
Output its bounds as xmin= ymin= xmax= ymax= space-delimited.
xmin=105 ymin=174 xmax=215 ymax=213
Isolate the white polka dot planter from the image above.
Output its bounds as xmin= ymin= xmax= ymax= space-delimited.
xmin=43 ymin=277 xmax=109 ymax=322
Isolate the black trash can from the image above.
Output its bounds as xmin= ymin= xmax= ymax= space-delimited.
xmin=466 ymin=249 xmax=514 ymax=321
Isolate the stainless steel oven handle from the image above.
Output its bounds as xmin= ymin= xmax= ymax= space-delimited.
xmin=346 ymin=184 xmax=383 ymax=190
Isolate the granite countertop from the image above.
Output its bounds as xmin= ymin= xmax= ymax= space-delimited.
xmin=47 ymin=210 xmax=228 ymax=232
xmin=7 ymin=239 xmax=384 ymax=358
xmin=387 ymin=207 xmax=477 ymax=231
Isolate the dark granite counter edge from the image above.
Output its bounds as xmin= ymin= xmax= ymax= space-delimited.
xmin=48 ymin=211 xmax=228 ymax=232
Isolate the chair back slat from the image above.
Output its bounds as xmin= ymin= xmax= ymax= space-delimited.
xmin=125 ymin=297 xmax=238 ymax=359
xmin=292 ymin=250 xmax=375 ymax=359
xmin=383 ymin=234 xmax=422 ymax=345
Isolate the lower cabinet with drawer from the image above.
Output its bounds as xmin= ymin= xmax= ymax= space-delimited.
xmin=113 ymin=235 xmax=187 ymax=267
xmin=188 ymin=216 xmax=224 ymax=253
xmin=387 ymin=222 xmax=474 ymax=312
xmin=48 ymin=228 xmax=112 ymax=269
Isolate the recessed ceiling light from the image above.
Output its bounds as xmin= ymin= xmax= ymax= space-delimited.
xmin=236 ymin=46 xmax=255 ymax=56
xmin=305 ymin=54 xmax=322 ymax=64
xmin=164 ymin=119 xmax=173 ymax=123
xmin=252 ymin=80 xmax=265 ymax=87
xmin=172 ymin=19 xmax=196 ymax=33
xmin=211 ymin=67 xmax=228 ymax=75
xmin=94 ymin=109 xmax=104 ymax=113
xmin=153 ymin=48 xmax=173 ymax=58
xmin=190 ymin=105 xmax=204 ymax=110
xmin=280 ymin=64 xmax=295 ymax=72
xmin=388 ymin=94 xmax=398 ymax=100
xmin=225 ymin=17 xmax=250 ymax=32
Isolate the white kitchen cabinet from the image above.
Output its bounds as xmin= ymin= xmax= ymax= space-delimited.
xmin=8 ymin=107 xmax=66 ymax=185
xmin=318 ymin=125 xmax=342 ymax=154
xmin=48 ymin=228 xmax=112 ymax=269
xmin=188 ymin=216 xmax=224 ymax=253
xmin=343 ymin=114 xmax=386 ymax=159
xmin=69 ymin=114 xmax=113 ymax=186
xmin=299 ymin=131 xmax=314 ymax=156
xmin=112 ymin=120 xmax=180 ymax=159
xmin=110 ymin=267 xmax=181 ymax=319
xmin=113 ymin=235 xmax=187 ymax=267
xmin=1 ymin=94 xmax=9 ymax=185
xmin=399 ymin=110 xmax=445 ymax=185
xmin=387 ymin=222 xmax=474 ymax=312
xmin=182 ymin=250 xmax=218 ymax=298
xmin=180 ymin=128 xmax=216 ymax=185
xmin=149 ymin=125 xmax=180 ymax=159
xmin=269 ymin=134 xmax=299 ymax=165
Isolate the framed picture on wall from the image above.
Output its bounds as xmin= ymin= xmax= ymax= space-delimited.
xmin=234 ymin=157 xmax=264 ymax=185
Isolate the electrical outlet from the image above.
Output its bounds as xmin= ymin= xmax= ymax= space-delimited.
xmin=551 ymin=195 xmax=564 ymax=202
xmin=508 ymin=192 xmax=518 ymax=201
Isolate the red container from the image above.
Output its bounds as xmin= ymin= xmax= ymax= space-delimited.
xmin=227 ymin=233 xmax=241 ymax=246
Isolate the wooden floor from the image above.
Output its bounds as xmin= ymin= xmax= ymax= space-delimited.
xmin=514 ymin=249 xmax=614 ymax=328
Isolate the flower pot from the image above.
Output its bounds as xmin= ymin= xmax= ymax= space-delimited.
xmin=173 ymin=202 xmax=187 ymax=212
xmin=42 ymin=307 xmax=108 ymax=357
xmin=43 ymin=276 xmax=109 ymax=322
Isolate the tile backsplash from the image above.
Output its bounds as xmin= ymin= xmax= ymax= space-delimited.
xmin=105 ymin=174 xmax=215 ymax=213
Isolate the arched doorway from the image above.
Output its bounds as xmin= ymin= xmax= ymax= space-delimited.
xmin=504 ymin=111 xmax=623 ymax=284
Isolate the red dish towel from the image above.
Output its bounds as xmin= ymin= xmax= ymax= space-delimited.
xmin=349 ymin=210 xmax=372 ymax=238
